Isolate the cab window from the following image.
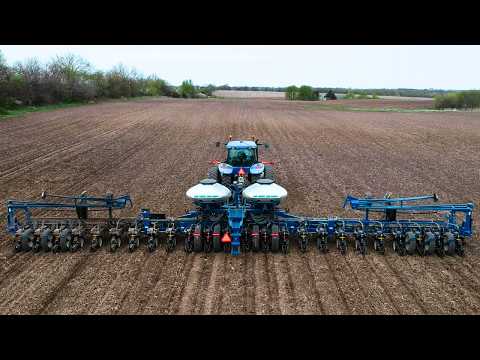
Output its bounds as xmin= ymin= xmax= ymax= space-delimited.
xmin=227 ymin=148 xmax=256 ymax=166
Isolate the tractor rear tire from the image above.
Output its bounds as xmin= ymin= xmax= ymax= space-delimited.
xmin=193 ymin=225 xmax=203 ymax=253
xmin=271 ymin=224 xmax=279 ymax=253
xmin=251 ymin=225 xmax=260 ymax=252
xmin=207 ymin=166 xmax=219 ymax=182
xmin=264 ymin=166 xmax=275 ymax=181
xmin=213 ymin=225 xmax=221 ymax=252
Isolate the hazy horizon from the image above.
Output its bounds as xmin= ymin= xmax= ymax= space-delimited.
xmin=1 ymin=45 xmax=479 ymax=91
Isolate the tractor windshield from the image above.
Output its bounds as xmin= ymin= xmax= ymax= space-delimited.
xmin=227 ymin=148 xmax=256 ymax=166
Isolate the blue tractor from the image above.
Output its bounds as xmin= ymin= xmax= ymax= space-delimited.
xmin=207 ymin=137 xmax=274 ymax=186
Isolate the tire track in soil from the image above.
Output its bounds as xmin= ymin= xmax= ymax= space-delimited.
xmin=320 ymin=253 xmax=352 ymax=315
xmin=0 ymin=254 xmax=57 ymax=312
xmin=382 ymin=256 xmax=437 ymax=314
xmin=364 ymin=255 xmax=418 ymax=315
xmin=167 ymin=253 xmax=197 ymax=314
xmin=44 ymin=253 xmax=120 ymax=315
xmin=141 ymin=251 xmax=195 ymax=314
xmin=191 ymin=253 xmax=216 ymax=314
xmin=203 ymin=253 xmax=227 ymax=315
xmin=177 ymin=253 xmax=209 ymax=314
xmin=429 ymin=257 xmax=480 ymax=314
xmin=219 ymin=254 xmax=250 ymax=314
xmin=297 ymin=252 xmax=326 ymax=314
xmin=112 ymin=254 xmax=149 ymax=315
xmin=420 ymin=257 xmax=478 ymax=314
xmin=0 ymin=254 xmax=76 ymax=314
xmin=0 ymin=112 xmax=151 ymax=182
xmin=242 ymin=254 xmax=256 ymax=314
xmin=258 ymin=253 xmax=281 ymax=314
xmin=286 ymin=250 xmax=324 ymax=314
xmin=325 ymin=251 xmax=373 ymax=315
xmin=0 ymin=252 xmax=35 ymax=287
xmin=340 ymin=254 xmax=376 ymax=314
xmin=269 ymin=253 xmax=295 ymax=314
xmin=403 ymin=256 xmax=466 ymax=314
xmin=36 ymin=253 xmax=91 ymax=314
xmin=116 ymin=250 xmax=169 ymax=314
xmin=344 ymin=254 xmax=398 ymax=314
xmin=91 ymin=253 xmax=146 ymax=315
xmin=444 ymin=256 xmax=480 ymax=299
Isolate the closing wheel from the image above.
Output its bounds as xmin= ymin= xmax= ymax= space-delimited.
xmin=21 ymin=229 xmax=34 ymax=251
xmin=444 ymin=232 xmax=455 ymax=256
xmin=90 ymin=236 xmax=103 ymax=252
xmin=32 ymin=236 xmax=41 ymax=253
xmin=71 ymin=235 xmax=84 ymax=252
xmin=128 ymin=238 xmax=137 ymax=252
xmin=59 ymin=228 xmax=72 ymax=252
xmin=110 ymin=235 xmax=118 ymax=253
xmin=147 ymin=236 xmax=158 ymax=253
xmin=212 ymin=225 xmax=221 ymax=252
xmin=40 ymin=229 xmax=53 ymax=252
xmin=456 ymin=236 xmax=465 ymax=257
xmin=184 ymin=232 xmax=193 ymax=253
xmin=280 ymin=226 xmax=289 ymax=254
xmin=271 ymin=224 xmax=279 ymax=253
xmin=166 ymin=235 xmax=176 ymax=253
xmin=299 ymin=232 xmax=308 ymax=253
xmin=193 ymin=225 xmax=203 ymax=253
xmin=424 ymin=232 xmax=436 ymax=256
xmin=251 ymin=225 xmax=260 ymax=252
xmin=405 ymin=231 xmax=416 ymax=255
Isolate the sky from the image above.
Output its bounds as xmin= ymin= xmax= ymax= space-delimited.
xmin=1 ymin=45 xmax=479 ymax=90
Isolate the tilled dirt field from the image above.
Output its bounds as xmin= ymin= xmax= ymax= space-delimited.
xmin=0 ymin=97 xmax=479 ymax=315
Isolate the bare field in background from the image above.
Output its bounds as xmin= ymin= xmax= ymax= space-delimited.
xmin=0 ymin=97 xmax=479 ymax=314
xmin=213 ymin=90 xmax=285 ymax=98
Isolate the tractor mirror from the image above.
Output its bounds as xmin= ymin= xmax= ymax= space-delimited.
xmin=215 ymin=141 xmax=220 ymax=147
xmin=264 ymin=143 xmax=270 ymax=149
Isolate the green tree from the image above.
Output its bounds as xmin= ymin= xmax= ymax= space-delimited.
xmin=297 ymin=85 xmax=318 ymax=100
xmin=285 ymin=85 xmax=298 ymax=100
xmin=178 ymin=80 xmax=197 ymax=98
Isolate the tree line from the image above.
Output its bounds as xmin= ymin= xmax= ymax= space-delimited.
xmin=0 ymin=51 xmax=217 ymax=112
xmin=214 ymin=84 xmax=454 ymax=98
xmin=434 ymin=91 xmax=480 ymax=109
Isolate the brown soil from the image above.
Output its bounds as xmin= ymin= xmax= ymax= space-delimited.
xmin=328 ymin=98 xmax=435 ymax=109
xmin=0 ymin=97 xmax=478 ymax=314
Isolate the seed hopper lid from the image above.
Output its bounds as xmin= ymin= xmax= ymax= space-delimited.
xmin=199 ymin=178 xmax=217 ymax=185
xmin=256 ymin=179 xmax=274 ymax=185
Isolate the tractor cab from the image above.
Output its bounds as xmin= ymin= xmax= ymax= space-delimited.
xmin=210 ymin=137 xmax=273 ymax=185
xmin=226 ymin=140 xmax=258 ymax=167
